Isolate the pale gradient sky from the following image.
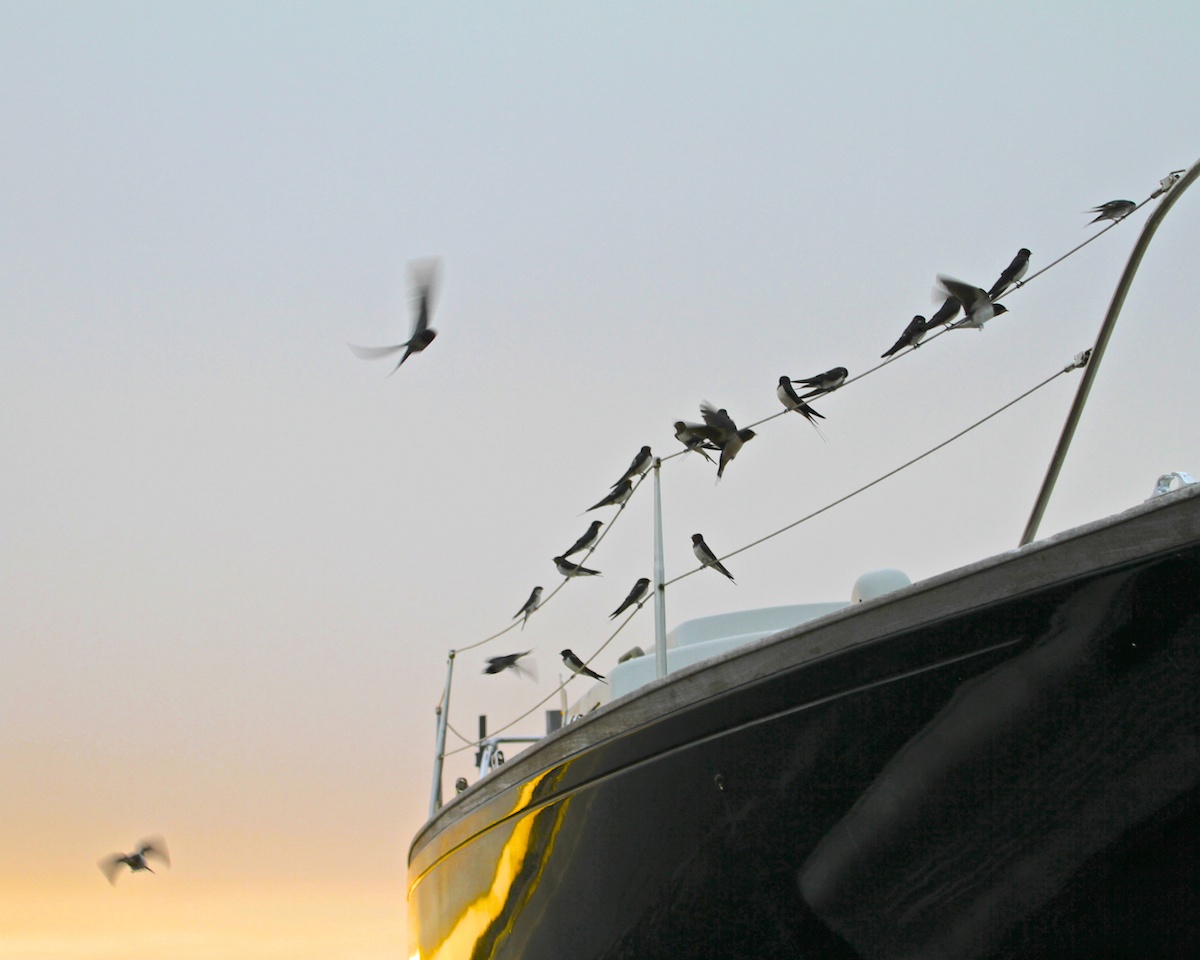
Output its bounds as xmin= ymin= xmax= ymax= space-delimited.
xmin=2 ymin=2 xmax=1199 ymax=957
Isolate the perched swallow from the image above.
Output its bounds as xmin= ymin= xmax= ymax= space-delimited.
xmin=674 ymin=421 xmax=717 ymax=463
xmin=484 ymin=651 xmax=536 ymax=679
xmin=927 ymin=295 xmax=961 ymax=328
xmin=691 ymin=533 xmax=735 ymax=582
xmin=792 ymin=367 xmax=848 ymax=399
xmin=561 ymin=648 xmax=605 ymax=682
xmin=554 ymin=555 xmax=601 ymax=577
xmin=937 ymin=276 xmax=1008 ymax=331
xmin=348 ymin=260 xmax=440 ymax=374
xmin=99 ymin=838 xmax=170 ymax=885
xmin=776 ymin=377 xmax=826 ymax=435
xmin=880 ymin=316 xmax=929 ymax=358
xmin=513 ymin=586 xmax=543 ymax=629
xmin=614 ymin=446 xmax=653 ymax=486
xmin=1088 ymin=200 xmax=1136 ymax=224
xmin=986 ymin=248 xmax=1031 ymax=299
xmin=562 ymin=520 xmax=603 ymax=558
xmin=586 ymin=479 xmax=632 ymax=512
xmin=610 ymin=577 xmax=651 ymax=619
xmin=700 ymin=403 xmax=756 ymax=479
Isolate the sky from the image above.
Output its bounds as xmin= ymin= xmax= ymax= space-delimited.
xmin=2 ymin=2 xmax=1198 ymax=957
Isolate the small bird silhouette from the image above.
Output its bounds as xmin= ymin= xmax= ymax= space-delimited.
xmin=610 ymin=577 xmax=651 ymax=619
xmin=513 ymin=586 xmax=543 ymax=629
xmin=99 ymin=838 xmax=170 ymax=885
xmin=348 ymin=259 xmax=440 ymax=374
xmin=937 ymin=276 xmax=1008 ymax=331
xmin=1087 ymin=200 xmax=1136 ymax=224
xmin=484 ymin=651 xmax=536 ymax=680
xmin=562 ymin=649 xmax=605 ymax=682
xmin=562 ymin=520 xmax=603 ymax=558
xmin=776 ymin=377 xmax=826 ymax=437
xmin=692 ymin=533 xmax=736 ymax=582
xmin=700 ymin=403 xmax=756 ymax=479
xmin=673 ymin=421 xmax=718 ymax=463
xmin=927 ymin=295 xmax=961 ymax=328
xmin=792 ymin=367 xmax=848 ymax=399
xmin=880 ymin=316 xmax=928 ymax=358
xmin=614 ymin=446 xmax=653 ymax=486
xmin=586 ymin=479 xmax=633 ymax=512
xmin=554 ymin=555 xmax=601 ymax=578
xmin=986 ymin=248 xmax=1031 ymax=299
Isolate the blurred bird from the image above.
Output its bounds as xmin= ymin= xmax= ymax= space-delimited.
xmin=513 ymin=586 xmax=543 ymax=629
xmin=937 ymin=276 xmax=1008 ymax=331
xmin=927 ymin=295 xmax=961 ymax=328
xmin=99 ymin=838 xmax=169 ymax=885
xmin=610 ymin=577 xmax=651 ymax=619
xmin=484 ymin=651 xmax=536 ymax=679
xmin=586 ymin=479 xmax=632 ymax=512
xmin=348 ymin=259 xmax=440 ymax=374
xmin=673 ymin=421 xmax=718 ymax=463
xmin=1088 ymin=200 xmax=1136 ymax=224
xmin=987 ymin=248 xmax=1031 ymax=299
xmin=562 ymin=520 xmax=603 ymax=558
xmin=614 ymin=446 xmax=653 ymax=486
xmin=776 ymin=377 xmax=826 ymax=436
xmin=692 ymin=533 xmax=736 ymax=582
xmin=555 ymin=556 xmax=601 ymax=577
xmin=562 ymin=649 xmax=605 ymax=682
xmin=792 ymin=367 xmax=848 ymax=399
xmin=880 ymin=316 xmax=928 ymax=358
xmin=700 ymin=403 xmax=756 ymax=479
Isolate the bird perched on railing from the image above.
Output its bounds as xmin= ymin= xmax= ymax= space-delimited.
xmin=98 ymin=838 xmax=170 ymax=885
xmin=348 ymin=259 xmax=440 ymax=374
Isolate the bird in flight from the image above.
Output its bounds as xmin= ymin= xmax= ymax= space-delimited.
xmin=348 ymin=259 xmax=440 ymax=374
xmin=700 ymin=403 xmax=756 ymax=479
xmin=98 ymin=838 xmax=170 ymax=885
xmin=484 ymin=651 xmax=536 ymax=679
xmin=562 ymin=649 xmax=605 ymax=682
xmin=937 ymin=276 xmax=1008 ymax=331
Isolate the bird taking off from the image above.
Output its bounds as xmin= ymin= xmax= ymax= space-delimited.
xmin=99 ymin=838 xmax=170 ymax=885
xmin=484 ymin=651 xmax=537 ymax=680
xmin=349 ymin=259 xmax=440 ymax=374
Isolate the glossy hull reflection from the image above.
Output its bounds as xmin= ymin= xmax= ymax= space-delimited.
xmin=409 ymin=489 xmax=1200 ymax=960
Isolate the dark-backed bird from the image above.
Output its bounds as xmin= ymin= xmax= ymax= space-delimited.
xmin=674 ymin=421 xmax=718 ymax=463
xmin=881 ymin=316 xmax=929 ymax=358
xmin=937 ymin=276 xmax=1008 ymax=331
xmin=700 ymin=403 xmax=756 ymax=479
xmin=987 ymin=248 xmax=1031 ymax=299
xmin=562 ymin=648 xmax=605 ymax=682
xmin=562 ymin=520 xmax=603 ymax=558
xmin=513 ymin=586 xmax=543 ymax=629
xmin=99 ymin=838 xmax=170 ymax=885
xmin=614 ymin=446 xmax=653 ymax=486
xmin=776 ymin=377 xmax=826 ymax=435
xmin=555 ymin=555 xmax=601 ymax=578
xmin=348 ymin=259 xmax=440 ymax=374
xmin=586 ymin=479 xmax=632 ymax=512
xmin=484 ymin=651 xmax=536 ymax=679
xmin=927 ymin=295 xmax=961 ymax=328
xmin=610 ymin=577 xmax=651 ymax=619
xmin=1088 ymin=199 xmax=1136 ymax=223
xmin=692 ymin=533 xmax=735 ymax=582
xmin=792 ymin=367 xmax=848 ymax=399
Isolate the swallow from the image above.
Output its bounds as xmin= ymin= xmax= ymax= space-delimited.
xmin=586 ymin=479 xmax=632 ymax=512
xmin=937 ymin=276 xmax=1008 ymax=331
xmin=610 ymin=577 xmax=651 ymax=619
xmin=562 ymin=520 xmax=603 ymax=558
xmin=98 ymin=838 xmax=170 ymax=885
xmin=614 ymin=446 xmax=653 ymax=486
xmin=927 ymin=295 xmax=961 ymax=328
xmin=691 ymin=533 xmax=735 ymax=582
xmin=700 ymin=403 xmax=756 ymax=479
xmin=554 ymin=555 xmax=601 ymax=577
xmin=348 ymin=259 xmax=440 ymax=374
xmin=776 ymin=377 xmax=826 ymax=435
xmin=513 ymin=586 xmax=543 ymax=629
xmin=880 ymin=316 xmax=929 ymax=358
xmin=484 ymin=651 xmax=536 ymax=679
xmin=986 ymin=248 xmax=1031 ymax=299
xmin=561 ymin=648 xmax=605 ymax=682
xmin=673 ymin=421 xmax=717 ymax=463
xmin=1087 ymin=200 xmax=1136 ymax=224
xmin=792 ymin=367 xmax=848 ymax=399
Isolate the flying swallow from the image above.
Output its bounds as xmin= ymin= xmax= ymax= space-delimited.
xmin=98 ymin=838 xmax=170 ymax=885
xmin=776 ymin=377 xmax=826 ymax=435
xmin=562 ymin=520 xmax=603 ymax=558
xmin=614 ymin=446 xmax=653 ymax=486
xmin=986 ymin=248 xmax=1031 ymax=299
xmin=699 ymin=403 xmax=756 ymax=479
xmin=691 ymin=533 xmax=735 ymax=582
xmin=562 ymin=648 xmax=605 ymax=682
xmin=484 ymin=651 xmax=536 ymax=679
xmin=927 ymin=295 xmax=961 ymax=328
xmin=610 ymin=577 xmax=651 ymax=619
xmin=586 ymin=479 xmax=632 ymax=512
xmin=1088 ymin=200 xmax=1136 ymax=224
xmin=937 ymin=276 xmax=1008 ymax=331
xmin=674 ymin=421 xmax=717 ymax=463
xmin=554 ymin=555 xmax=601 ymax=577
xmin=513 ymin=586 xmax=543 ymax=629
xmin=792 ymin=367 xmax=848 ymax=399
xmin=348 ymin=259 xmax=440 ymax=374
xmin=880 ymin=316 xmax=929 ymax=358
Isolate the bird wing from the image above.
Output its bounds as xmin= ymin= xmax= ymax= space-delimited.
xmin=98 ymin=856 xmax=127 ymax=884
xmin=700 ymin=403 xmax=736 ymax=437
xmin=348 ymin=342 xmax=409 ymax=359
xmin=138 ymin=838 xmax=170 ymax=866
xmin=409 ymin=261 xmax=440 ymax=337
xmin=936 ymin=276 xmax=986 ymax=313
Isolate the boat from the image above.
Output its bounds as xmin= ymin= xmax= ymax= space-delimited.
xmin=406 ymin=163 xmax=1200 ymax=960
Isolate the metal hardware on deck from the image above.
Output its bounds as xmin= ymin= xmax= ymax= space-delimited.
xmin=1021 ymin=156 xmax=1200 ymax=547
xmin=652 ymin=458 xmax=668 ymax=680
xmin=1148 ymin=472 xmax=1196 ymax=500
xmin=478 ymin=736 xmax=540 ymax=775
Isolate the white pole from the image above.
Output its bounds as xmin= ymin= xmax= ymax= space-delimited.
xmin=428 ymin=649 xmax=456 ymax=819
xmin=652 ymin=459 xmax=668 ymax=679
